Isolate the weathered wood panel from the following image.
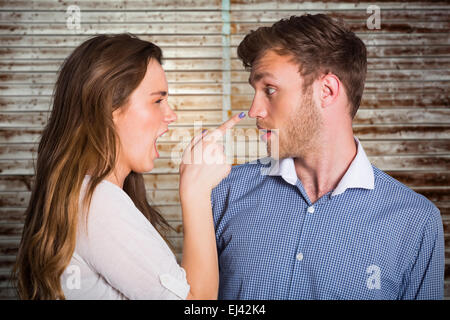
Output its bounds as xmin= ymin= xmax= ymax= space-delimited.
xmin=0 ymin=110 xmax=448 ymax=129
xmin=2 ymin=10 xmax=450 ymax=23
xmin=1 ymin=93 xmax=448 ymax=112
xmin=1 ymin=140 xmax=449 ymax=161
xmin=2 ymin=69 xmax=450 ymax=85
xmin=2 ymin=45 xmax=449 ymax=59
xmin=0 ymin=95 xmax=225 ymax=111
xmin=2 ymin=57 xmax=450 ymax=73
xmin=1 ymin=125 xmax=450 ymax=145
xmin=0 ymin=0 xmax=449 ymax=300
xmin=2 ymin=1 xmax=450 ymax=10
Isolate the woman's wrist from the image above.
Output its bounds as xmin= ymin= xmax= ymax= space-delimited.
xmin=179 ymin=183 xmax=212 ymax=200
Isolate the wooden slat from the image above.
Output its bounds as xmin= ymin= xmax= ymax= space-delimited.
xmin=2 ymin=93 xmax=448 ymax=112
xmin=0 ymin=83 xmax=224 ymax=95
xmin=2 ymin=81 xmax=449 ymax=96
xmin=355 ymin=109 xmax=450 ymax=124
xmin=2 ymin=45 xmax=449 ymax=60
xmin=0 ymin=155 xmax=448 ymax=177
xmin=0 ymin=23 xmax=225 ymax=35
xmin=0 ymin=255 xmax=15 ymax=270
xmin=0 ymin=71 xmax=226 ymax=84
xmin=2 ymin=1 xmax=449 ymax=10
xmin=0 ymin=95 xmax=224 ymax=111
xmin=1 ymin=22 xmax=449 ymax=35
xmin=230 ymin=21 xmax=450 ymax=34
xmin=0 ymin=34 xmax=224 ymax=47
xmin=229 ymin=45 xmax=450 ymax=58
xmin=360 ymin=140 xmax=450 ymax=156
xmin=231 ymin=93 xmax=450 ymax=109
xmin=2 ymin=10 xmax=449 ymax=24
xmin=2 ymin=33 xmax=449 ymax=48
xmin=229 ymin=1 xmax=450 ymax=10
xmin=1 ymin=140 xmax=448 ymax=161
xmin=353 ymin=125 xmax=450 ymax=140
xmin=0 ymin=47 xmax=224 ymax=59
xmin=2 ymin=57 xmax=449 ymax=73
xmin=0 ymin=109 xmax=448 ymax=128
xmin=231 ymin=82 xmax=450 ymax=95
xmin=229 ymin=9 xmax=450 ymax=23
xmin=0 ymin=110 xmax=223 ymax=127
xmin=0 ymin=167 xmax=448 ymax=194
xmin=1 ymin=125 xmax=449 ymax=145
xmin=3 ymin=69 xmax=450 ymax=85
xmin=231 ymin=70 xmax=450 ymax=82
xmin=0 ymin=0 xmax=223 ymax=10
xmin=0 ymin=11 xmax=224 ymax=23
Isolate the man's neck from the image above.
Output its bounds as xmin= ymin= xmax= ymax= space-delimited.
xmin=293 ymin=130 xmax=357 ymax=204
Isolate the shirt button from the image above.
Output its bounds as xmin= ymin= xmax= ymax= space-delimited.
xmin=307 ymin=206 xmax=315 ymax=214
xmin=296 ymin=252 xmax=304 ymax=261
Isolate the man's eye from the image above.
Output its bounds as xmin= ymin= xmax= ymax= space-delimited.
xmin=155 ymin=99 xmax=162 ymax=104
xmin=265 ymin=87 xmax=276 ymax=95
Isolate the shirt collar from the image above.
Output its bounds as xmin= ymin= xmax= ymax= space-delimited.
xmin=267 ymin=137 xmax=374 ymax=196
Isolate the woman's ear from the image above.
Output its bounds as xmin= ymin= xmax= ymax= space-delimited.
xmin=320 ymin=73 xmax=340 ymax=108
xmin=112 ymin=107 xmax=123 ymax=125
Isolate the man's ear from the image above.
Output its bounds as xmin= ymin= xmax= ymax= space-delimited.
xmin=320 ymin=73 xmax=340 ymax=108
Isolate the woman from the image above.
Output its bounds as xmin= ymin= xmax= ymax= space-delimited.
xmin=12 ymin=34 xmax=244 ymax=299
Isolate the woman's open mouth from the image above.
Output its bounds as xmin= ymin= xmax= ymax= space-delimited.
xmin=154 ymin=129 xmax=168 ymax=158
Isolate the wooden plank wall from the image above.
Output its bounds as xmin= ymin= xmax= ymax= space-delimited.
xmin=0 ymin=0 xmax=449 ymax=300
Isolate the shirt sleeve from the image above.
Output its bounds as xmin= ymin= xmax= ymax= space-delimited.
xmin=76 ymin=188 xmax=190 ymax=300
xmin=402 ymin=207 xmax=445 ymax=300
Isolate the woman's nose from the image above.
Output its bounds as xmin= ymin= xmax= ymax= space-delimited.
xmin=164 ymin=104 xmax=177 ymax=123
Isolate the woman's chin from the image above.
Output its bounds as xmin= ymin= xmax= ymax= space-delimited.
xmin=136 ymin=158 xmax=155 ymax=174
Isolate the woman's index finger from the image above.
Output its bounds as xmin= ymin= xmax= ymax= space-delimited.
xmin=213 ymin=112 xmax=246 ymax=138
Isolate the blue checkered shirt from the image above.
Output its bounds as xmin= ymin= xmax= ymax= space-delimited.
xmin=211 ymin=138 xmax=444 ymax=300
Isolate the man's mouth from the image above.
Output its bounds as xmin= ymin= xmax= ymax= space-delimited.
xmin=257 ymin=125 xmax=273 ymax=141
xmin=259 ymin=128 xmax=272 ymax=141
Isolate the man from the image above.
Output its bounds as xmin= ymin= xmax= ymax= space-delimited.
xmin=211 ymin=14 xmax=444 ymax=299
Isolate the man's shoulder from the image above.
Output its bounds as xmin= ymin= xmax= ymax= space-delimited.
xmin=224 ymin=157 xmax=273 ymax=183
xmin=211 ymin=158 xmax=272 ymax=201
xmin=371 ymin=165 xmax=440 ymax=217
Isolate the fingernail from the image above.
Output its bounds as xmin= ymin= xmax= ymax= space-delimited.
xmin=239 ymin=112 xmax=246 ymax=119
xmin=202 ymin=129 xmax=208 ymax=134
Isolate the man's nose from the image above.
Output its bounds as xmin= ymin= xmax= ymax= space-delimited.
xmin=248 ymin=95 xmax=268 ymax=119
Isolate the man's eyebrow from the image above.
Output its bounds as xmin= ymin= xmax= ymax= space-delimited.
xmin=150 ymin=91 xmax=168 ymax=96
xmin=248 ymin=72 xmax=276 ymax=85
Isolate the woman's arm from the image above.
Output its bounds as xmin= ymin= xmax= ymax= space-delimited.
xmin=180 ymin=189 xmax=218 ymax=299
xmin=179 ymin=113 xmax=244 ymax=300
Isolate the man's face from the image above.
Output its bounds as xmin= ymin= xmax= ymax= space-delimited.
xmin=248 ymin=50 xmax=322 ymax=159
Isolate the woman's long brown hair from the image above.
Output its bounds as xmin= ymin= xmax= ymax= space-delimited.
xmin=12 ymin=34 xmax=173 ymax=300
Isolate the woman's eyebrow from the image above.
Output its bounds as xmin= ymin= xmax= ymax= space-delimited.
xmin=150 ymin=91 xmax=168 ymax=96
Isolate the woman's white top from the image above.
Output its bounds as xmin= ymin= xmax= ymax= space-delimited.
xmin=60 ymin=176 xmax=190 ymax=300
